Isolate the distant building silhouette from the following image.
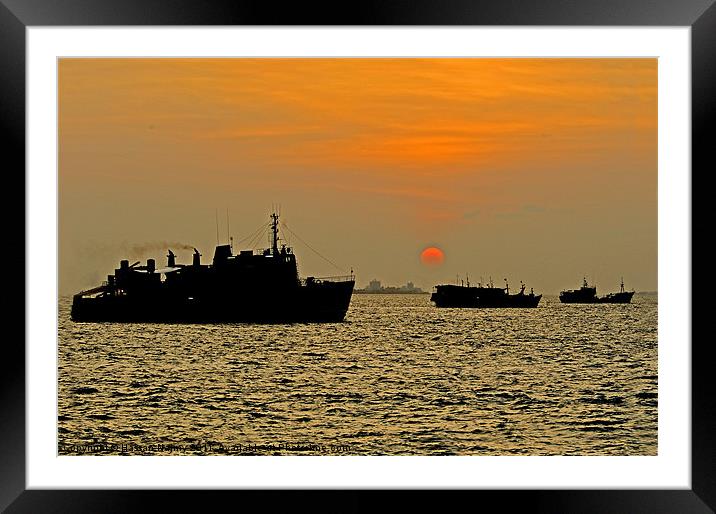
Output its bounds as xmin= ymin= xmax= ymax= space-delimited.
xmin=356 ymin=279 xmax=425 ymax=294
xmin=366 ymin=279 xmax=382 ymax=292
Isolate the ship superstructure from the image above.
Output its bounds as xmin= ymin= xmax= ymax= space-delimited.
xmin=559 ymin=277 xmax=634 ymax=304
xmin=71 ymin=213 xmax=355 ymax=323
xmin=431 ymin=278 xmax=542 ymax=308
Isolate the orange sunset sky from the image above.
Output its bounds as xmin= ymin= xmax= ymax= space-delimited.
xmin=59 ymin=58 xmax=657 ymax=295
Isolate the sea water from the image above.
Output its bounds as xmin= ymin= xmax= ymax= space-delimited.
xmin=58 ymin=293 xmax=657 ymax=455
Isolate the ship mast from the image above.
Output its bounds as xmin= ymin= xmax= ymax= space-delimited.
xmin=271 ymin=212 xmax=280 ymax=255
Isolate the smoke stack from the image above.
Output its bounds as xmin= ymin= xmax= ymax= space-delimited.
xmin=120 ymin=260 xmax=129 ymax=270
xmin=147 ymin=259 xmax=155 ymax=273
xmin=167 ymin=249 xmax=175 ymax=267
xmin=193 ymin=248 xmax=201 ymax=267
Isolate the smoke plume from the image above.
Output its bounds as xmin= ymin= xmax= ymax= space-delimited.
xmin=125 ymin=242 xmax=195 ymax=259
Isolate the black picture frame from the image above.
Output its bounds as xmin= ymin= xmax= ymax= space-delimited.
xmin=2 ymin=0 xmax=711 ymax=511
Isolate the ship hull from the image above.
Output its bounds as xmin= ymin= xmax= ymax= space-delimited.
xmin=71 ymin=280 xmax=355 ymax=323
xmin=430 ymin=285 xmax=541 ymax=308
xmin=594 ymin=291 xmax=635 ymax=304
xmin=559 ymin=291 xmax=634 ymax=304
xmin=559 ymin=296 xmax=598 ymax=304
xmin=430 ymin=295 xmax=542 ymax=308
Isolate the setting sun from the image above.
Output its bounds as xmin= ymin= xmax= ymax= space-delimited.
xmin=420 ymin=246 xmax=445 ymax=266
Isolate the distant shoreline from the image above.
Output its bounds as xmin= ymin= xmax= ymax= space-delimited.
xmin=353 ymin=291 xmax=657 ymax=296
xmin=354 ymin=291 xmax=430 ymax=295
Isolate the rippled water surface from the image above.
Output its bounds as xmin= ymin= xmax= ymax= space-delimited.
xmin=58 ymin=293 xmax=657 ymax=455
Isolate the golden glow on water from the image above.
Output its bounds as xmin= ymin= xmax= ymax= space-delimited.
xmin=58 ymin=294 xmax=657 ymax=456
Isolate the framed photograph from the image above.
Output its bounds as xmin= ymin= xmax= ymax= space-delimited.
xmin=4 ymin=0 xmax=712 ymax=511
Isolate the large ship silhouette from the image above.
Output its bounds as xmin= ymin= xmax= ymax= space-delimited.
xmin=559 ymin=277 xmax=634 ymax=304
xmin=71 ymin=213 xmax=355 ymax=323
xmin=431 ymin=278 xmax=542 ymax=308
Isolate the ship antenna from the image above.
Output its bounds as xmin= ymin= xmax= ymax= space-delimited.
xmin=621 ymin=276 xmax=624 ymax=293
xmin=226 ymin=208 xmax=230 ymax=246
xmin=271 ymin=212 xmax=280 ymax=255
xmin=466 ymin=274 xmax=469 ymax=287
xmin=215 ymin=209 xmax=219 ymax=246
